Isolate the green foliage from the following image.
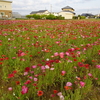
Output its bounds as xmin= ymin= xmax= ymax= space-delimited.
xmin=26 ymin=15 xmax=32 ymax=19
xmin=32 ymin=14 xmax=41 ymax=19
xmin=73 ymin=15 xmax=86 ymax=19
xmin=26 ymin=14 xmax=64 ymax=20
xmin=46 ymin=14 xmax=56 ymax=20
xmin=73 ymin=16 xmax=78 ymax=19
xmin=56 ymin=15 xmax=65 ymax=20
xmin=80 ymin=16 xmax=86 ymax=19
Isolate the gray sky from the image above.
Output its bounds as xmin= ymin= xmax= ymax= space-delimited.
xmin=11 ymin=0 xmax=100 ymax=15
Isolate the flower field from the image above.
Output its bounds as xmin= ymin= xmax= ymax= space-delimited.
xmin=0 ymin=20 xmax=100 ymax=100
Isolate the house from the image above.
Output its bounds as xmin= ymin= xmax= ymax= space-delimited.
xmin=0 ymin=0 xmax=12 ymax=19
xmin=95 ymin=14 xmax=100 ymax=18
xmin=81 ymin=13 xmax=94 ymax=18
xmin=59 ymin=6 xmax=75 ymax=19
xmin=30 ymin=10 xmax=50 ymax=15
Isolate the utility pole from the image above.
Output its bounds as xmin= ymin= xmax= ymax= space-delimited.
xmin=50 ymin=4 xmax=52 ymax=14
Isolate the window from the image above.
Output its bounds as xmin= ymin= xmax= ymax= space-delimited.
xmin=0 ymin=12 xmax=5 ymax=16
xmin=0 ymin=5 xmax=2 ymax=8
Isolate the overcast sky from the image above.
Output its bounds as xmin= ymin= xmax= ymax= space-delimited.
xmin=11 ymin=0 xmax=100 ymax=15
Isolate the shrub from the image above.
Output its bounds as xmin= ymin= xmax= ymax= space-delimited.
xmin=26 ymin=15 xmax=32 ymax=19
xmin=80 ymin=16 xmax=86 ymax=19
xmin=46 ymin=14 xmax=56 ymax=20
xmin=73 ymin=16 xmax=78 ymax=19
xmin=56 ymin=15 xmax=65 ymax=20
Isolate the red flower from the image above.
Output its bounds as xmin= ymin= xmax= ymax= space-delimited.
xmin=30 ymin=55 xmax=33 ymax=57
xmin=0 ymin=58 xmax=4 ymax=61
xmin=64 ymin=86 xmax=72 ymax=90
xmin=74 ymin=59 xmax=77 ymax=61
xmin=78 ymin=62 xmax=84 ymax=67
xmin=84 ymin=64 xmax=89 ymax=69
xmin=33 ymin=83 xmax=37 ymax=86
xmin=37 ymin=90 xmax=43 ymax=96
xmin=53 ymin=90 xmax=58 ymax=94
xmin=0 ymin=62 xmax=3 ymax=65
xmin=25 ymin=67 xmax=30 ymax=72
xmin=24 ymin=80 xmax=31 ymax=85
xmin=16 ymin=81 xmax=20 ymax=85
xmin=13 ymin=70 xmax=17 ymax=74
xmin=8 ymin=73 xmax=14 ymax=78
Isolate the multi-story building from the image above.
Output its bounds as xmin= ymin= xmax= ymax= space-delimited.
xmin=59 ymin=6 xmax=75 ymax=19
xmin=0 ymin=0 xmax=12 ymax=19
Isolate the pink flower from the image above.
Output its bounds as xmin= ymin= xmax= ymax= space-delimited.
xmin=20 ymin=52 xmax=26 ymax=56
xmin=96 ymin=65 xmax=100 ymax=69
xmin=80 ymin=81 xmax=85 ymax=87
xmin=41 ymin=66 xmax=45 ymax=70
xmin=12 ymin=57 xmax=16 ymax=59
xmin=21 ymin=86 xmax=28 ymax=94
xmin=61 ymin=71 xmax=66 ymax=76
xmin=57 ymin=92 xmax=64 ymax=100
xmin=88 ymin=73 xmax=92 ymax=76
xmin=14 ymin=47 xmax=16 ymax=49
xmin=50 ymin=68 xmax=55 ymax=70
xmin=32 ymin=65 xmax=37 ymax=69
xmin=34 ymin=78 xmax=38 ymax=81
xmin=54 ymin=52 xmax=59 ymax=56
xmin=8 ymin=87 xmax=13 ymax=91
xmin=24 ymin=72 xmax=28 ymax=76
xmin=66 ymin=82 xmax=72 ymax=86
xmin=59 ymin=52 xmax=64 ymax=58
xmin=65 ymin=52 xmax=70 ymax=56
xmin=29 ymin=76 xmax=33 ymax=79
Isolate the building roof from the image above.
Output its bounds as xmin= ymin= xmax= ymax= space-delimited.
xmin=38 ymin=10 xmax=48 ymax=13
xmin=30 ymin=11 xmax=38 ymax=14
xmin=30 ymin=10 xmax=48 ymax=14
xmin=62 ymin=6 xmax=74 ymax=10
xmin=0 ymin=0 xmax=12 ymax=3
xmin=81 ymin=13 xmax=94 ymax=17
xmin=64 ymin=10 xmax=75 ymax=14
xmin=60 ymin=10 xmax=75 ymax=14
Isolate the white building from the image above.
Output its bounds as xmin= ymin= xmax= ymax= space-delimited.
xmin=59 ymin=6 xmax=75 ymax=19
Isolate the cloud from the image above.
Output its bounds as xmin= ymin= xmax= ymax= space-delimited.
xmin=11 ymin=0 xmax=99 ymax=15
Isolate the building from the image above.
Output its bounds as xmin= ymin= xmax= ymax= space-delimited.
xmin=30 ymin=10 xmax=50 ymax=15
xmin=59 ymin=6 xmax=75 ymax=19
xmin=81 ymin=13 xmax=95 ymax=18
xmin=0 ymin=0 xmax=12 ymax=19
xmin=12 ymin=12 xmax=22 ymax=18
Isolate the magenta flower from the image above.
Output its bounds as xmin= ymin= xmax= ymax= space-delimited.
xmin=32 ymin=65 xmax=37 ymax=69
xmin=80 ymin=81 xmax=85 ymax=87
xmin=21 ymin=86 xmax=28 ymax=94
xmin=96 ymin=65 xmax=100 ymax=69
